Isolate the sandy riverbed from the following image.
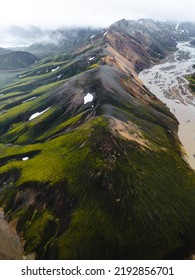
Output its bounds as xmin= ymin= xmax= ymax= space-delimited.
xmin=139 ymin=42 xmax=195 ymax=170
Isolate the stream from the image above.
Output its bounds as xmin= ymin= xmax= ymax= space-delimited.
xmin=139 ymin=42 xmax=195 ymax=170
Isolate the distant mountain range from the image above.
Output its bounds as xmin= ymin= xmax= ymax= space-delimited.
xmin=0 ymin=19 xmax=195 ymax=260
xmin=0 ymin=51 xmax=39 ymax=69
xmin=1 ymin=20 xmax=195 ymax=53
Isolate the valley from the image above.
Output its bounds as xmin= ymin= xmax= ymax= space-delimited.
xmin=0 ymin=19 xmax=195 ymax=260
xmin=139 ymin=41 xmax=195 ymax=169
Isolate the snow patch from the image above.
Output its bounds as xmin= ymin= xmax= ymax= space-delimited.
xmin=84 ymin=93 xmax=93 ymax=104
xmin=22 ymin=97 xmax=37 ymax=103
xmin=22 ymin=157 xmax=29 ymax=161
xmin=51 ymin=66 xmax=60 ymax=72
xmin=90 ymin=35 xmax=95 ymax=39
xmin=89 ymin=57 xmax=95 ymax=61
xmin=103 ymin=30 xmax=108 ymax=36
xmin=29 ymin=107 xmax=51 ymax=121
xmin=175 ymin=23 xmax=180 ymax=30
xmin=57 ymin=74 xmax=62 ymax=79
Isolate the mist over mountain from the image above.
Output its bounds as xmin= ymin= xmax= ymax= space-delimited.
xmin=0 ymin=25 xmax=102 ymax=50
xmin=2 ymin=19 xmax=195 ymax=51
xmin=0 ymin=18 xmax=195 ymax=260
xmin=0 ymin=51 xmax=39 ymax=70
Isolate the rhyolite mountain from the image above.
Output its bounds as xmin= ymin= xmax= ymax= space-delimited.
xmin=0 ymin=19 xmax=195 ymax=260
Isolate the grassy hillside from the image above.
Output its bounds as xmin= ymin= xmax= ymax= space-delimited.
xmin=0 ymin=51 xmax=39 ymax=70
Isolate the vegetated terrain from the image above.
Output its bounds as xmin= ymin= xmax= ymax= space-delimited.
xmin=187 ymin=70 xmax=195 ymax=92
xmin=0 ymin=19 xmax=195 ymax=260
xmin=0 ymin=51 xmax=39 ymax=70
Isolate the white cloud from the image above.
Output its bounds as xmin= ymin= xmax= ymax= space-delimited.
xmin=1 ymin=0 xmax=195 ymax=28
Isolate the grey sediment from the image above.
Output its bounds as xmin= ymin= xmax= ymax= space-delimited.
xmin=139 ymin=41 xmax=195 ymax=170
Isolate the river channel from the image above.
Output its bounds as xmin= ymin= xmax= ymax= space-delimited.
xmin=139 ymin=42 xmax=195 ymax=170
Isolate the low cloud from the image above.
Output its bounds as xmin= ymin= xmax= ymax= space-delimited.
xmin=1 ymin=0 xmax=195 ymax=29
xmin=0 ymin=26 xmax=65 ymax=48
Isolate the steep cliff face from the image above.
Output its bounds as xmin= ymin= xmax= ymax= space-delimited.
xmin=0 ymin=19 xmax=195 ymax=260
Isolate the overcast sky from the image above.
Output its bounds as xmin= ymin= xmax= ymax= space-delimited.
xmin=1 ymin=0 xmax=195 ymax=29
